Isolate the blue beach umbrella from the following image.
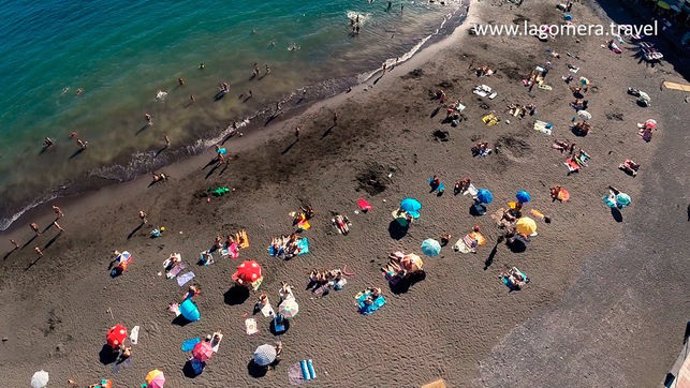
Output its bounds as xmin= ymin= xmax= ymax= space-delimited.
xmin=516 ymin=190 xmax=531 ymax=203
xmin=421 ymin=239 xmax=442 ymax=256
xmin=476 ymin=188 xmax=494 ymax=204
xmin=180 ymin=298 xmax=201 ymax=322
xmin=400 ymin=198 xmax=422 ymax=219
xmin=615 ymin=193 xmax=631 ymax=208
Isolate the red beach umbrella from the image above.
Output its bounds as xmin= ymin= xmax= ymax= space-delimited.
xmin=106 ymin=324 xmax=128 ymax=348
xmin=232 ymin=260 xmax=262 ymax=284
xmin=192 ymin=341 xmax=214 ymax=362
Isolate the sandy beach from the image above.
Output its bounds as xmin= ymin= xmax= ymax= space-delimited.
xmin=1 ymin=1 xmax=689 ymax=387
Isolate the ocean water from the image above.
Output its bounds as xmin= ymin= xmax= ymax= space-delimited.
xmin=0 ymin=0 xmax=464 ymax=229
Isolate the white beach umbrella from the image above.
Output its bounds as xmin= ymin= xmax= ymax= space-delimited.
xmin=253 ymin=344 xmax=277 ymax=366
xmin=31 ymin=370 xmax=49 ymax=388
xmin=576 ymin=110 xmax=592 ymax=120
xmin=278 ymin=298 xmax=299 ymax=319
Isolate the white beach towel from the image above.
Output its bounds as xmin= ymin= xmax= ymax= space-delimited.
xmin=129 ymin=326 xmax=140 ymax=345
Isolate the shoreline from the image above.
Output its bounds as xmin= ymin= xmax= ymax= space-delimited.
xmin=0 ymin=2 xmax=468 ymax=233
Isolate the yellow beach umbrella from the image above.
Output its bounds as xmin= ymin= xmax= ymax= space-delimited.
xmin=145 ymin=369 xmax=165 ymax=388
xmin=515 ymin=217 xmax=537 ymax=236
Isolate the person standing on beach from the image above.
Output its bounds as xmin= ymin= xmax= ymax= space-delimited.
xmin=265 ymin=64 xmax=271 ymax=76
xmin=164 ymin=135 xmax=171 ymax=148
xmin=53 ymin=221 xmax=64 ymax=233
xmin=34 ymin=246 xmax=44 ymax=257
xmin=295 ymin=126 xmax=301 ymax=140
xmin=190 ymin=94 xmax=195 ymax=103
xmin=252 ymin=63 xmax=260 ymax=79
xmin=30 ymin=222 xmax=41 ymax=235
xmin=139 ymin=210 xmax=148 ymax=225
xmin=199 ymin=62 xmax=205 ymax=70
xmin=52 ymin=205 xmax=64 ymax=219
xmin=178 ymin=77 xmax=185 ymax=86
xmin=9 ymin=239 xmax=19 ymax=250
xmin=145 ymin=113 xmax=153 ymax=126
xmin=77 ymin=138 xmax=88 ymax=150
xmin=333 ymin=112 xmax=338 ymax=127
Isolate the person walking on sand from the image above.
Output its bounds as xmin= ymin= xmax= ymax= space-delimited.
xmin=34 ymin=246 xmax=44 ymax=257
xmin=9 ymin=239 xmax=19 ymax=250
xmin=77 ymin=138 xmax=88 ymax=150
xmin=333 ymin=112 xmax=338 ymax=127
xmin=53 ymin=221 xmax=64 ymax=233
xmin=295 ymin=126 xmax=301 ymax=140
xmin=178 ymin=77 xmax=185 ymax=86
xmin=164 ymin=135 xmax=171 ymax=148
xmin=30 ymin=222 xmax=41 ymax=235
xmin=190 ymin=94 xmax=195 ymax=103
xmin=52 ymin=205 xmax=64 ymax=219
xmin=145 ymin=113 xmax=153 ymax=126
xmin=252 ymin=63 xmax=260 ymax=79
xmin=265 ymin=64 xmax=271 ymax=76
xmin=139 ymin=210 xmax=148 ymax=225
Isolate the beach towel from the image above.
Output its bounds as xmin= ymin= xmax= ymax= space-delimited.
xmin=261 ymin=302 xmax=275 ymax=317
xmin=357 ymin=198 xmax=372 ymax=212
xmin=235 ymin=229 xmax=250 ymax=249
xmin=129 ymin=326 xmax=140 ymax=345
xmin=296 ymin=238 xmax=309 ymax=255
xmin=463 ymin=183 xmax=478 ymax=197
xmin=221 ymin=241 xmax=239 ymax=259
xmin=166 ymin=262 xmax=186 ymax=279
xmin=181 ymin=337 xmax=201 ymax=352
xmin=663 ymin=81 xmax=690 ymax=92
xmin=356 ymin=293 xmax=386 ymax=315
xmin=501 ymin=268 xmax=529 ymax=290
xmin=564 ymin=158 xmax=580 ymax=172
xmin=177 ymin=271 xmax=195 ymax=287
xmin=533 ymin=120 xmax=553 ymax=135
xmin=245 ymin=318 xmax=258 ymax=335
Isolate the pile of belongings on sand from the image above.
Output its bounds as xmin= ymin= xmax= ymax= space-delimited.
xmin=268 ymin=234 xmax=309 ymax=259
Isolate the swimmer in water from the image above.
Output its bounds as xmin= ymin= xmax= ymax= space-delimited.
xmin=199 ymin=62 xmax=205 ymax=70
xmin=75 ymin=88 xmax=84 ymax=96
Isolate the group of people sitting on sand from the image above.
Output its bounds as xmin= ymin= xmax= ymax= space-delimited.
xmin=471 ymin=142 xmax=494 ymax=157
xmin=507 ymin=103 xmax=536 ymax=118
xmin=572 ymin=120 xmax=592 ymax=136
xmin=307 ymin=268 xmax=349 ymax=296
xmin=270 ymin=233 xmax=303 ymax=259
xmin=499 ymin=267 xmax=529 ymax=290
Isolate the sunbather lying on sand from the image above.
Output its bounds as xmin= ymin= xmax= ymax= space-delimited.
xmin=499 ymin=267 xmax=528 ymax=289
xmin=619 ymin=159 xmax=640 ymax=176
xmin=332 ymin=213 xmax=351 ymax=235
xmin=471 ymin=142 xmax=493 ymax=157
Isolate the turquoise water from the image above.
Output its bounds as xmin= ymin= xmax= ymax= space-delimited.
xmin=0 ymin=0 xmax=463 ymax=229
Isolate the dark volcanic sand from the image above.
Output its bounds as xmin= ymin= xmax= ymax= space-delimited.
xmin=1 ymin=1 xmax=689 ymax=387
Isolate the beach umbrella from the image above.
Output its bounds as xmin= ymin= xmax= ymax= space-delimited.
xmin=232 ymin=260 xmax=263 ymax=284
xmin=402 ymin=253 xmax=424 ymax=271
xmin=31 ymin=370 xmax=49 ymax=388
xmin=399 ymin=197 xmax=422 ymax=219
xmin=278 ymin=298 xmax=300 ymax=319
xmin=192 ymin=341 xmax=214 ymax=362
xmin=421 ymin=239 xmax=442 ymax=256
xmin=579 ymin=76 xmax=590 ymax=86
xmin=145 ymin=369 xmax=166 ymax=388
xmin=253 ymin=344 xmax=277 ymax=366
xmin=515 ymin=217 xmax=538 ymax=236
xmin=576 ymin=110 xmax=592 ymax=121
xmin=644 ymin=119 xmax=657 ymax=129
xmin=106 ymin=324 xmax=128 ymax=348
xmin=179 ymin=298 xmax=201 ymax=322
xmin=516 ymin=190 xmax=531 ymax=203
xmin=616 ymin=193 xmax=631 ymax=208
xmin=476 ymin=188 xmax=494 ymax=204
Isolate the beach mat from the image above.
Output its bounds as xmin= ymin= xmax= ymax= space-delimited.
xmin=421 ymin=379 xmax=447 ymax=388
xmin=663 ymin=81 xmax=690 ymax=92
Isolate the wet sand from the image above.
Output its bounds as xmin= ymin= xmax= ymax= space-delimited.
xmin=1 ymin=1 xmax=689 ymax=387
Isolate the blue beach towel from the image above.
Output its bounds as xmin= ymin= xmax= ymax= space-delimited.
xmin=356 ymin=293 xmax=387 ymax=315
xmin=181 ymin=337 xmax=201 ymax=352
xmin=296 ymin=238 xmax=309 ymax=255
